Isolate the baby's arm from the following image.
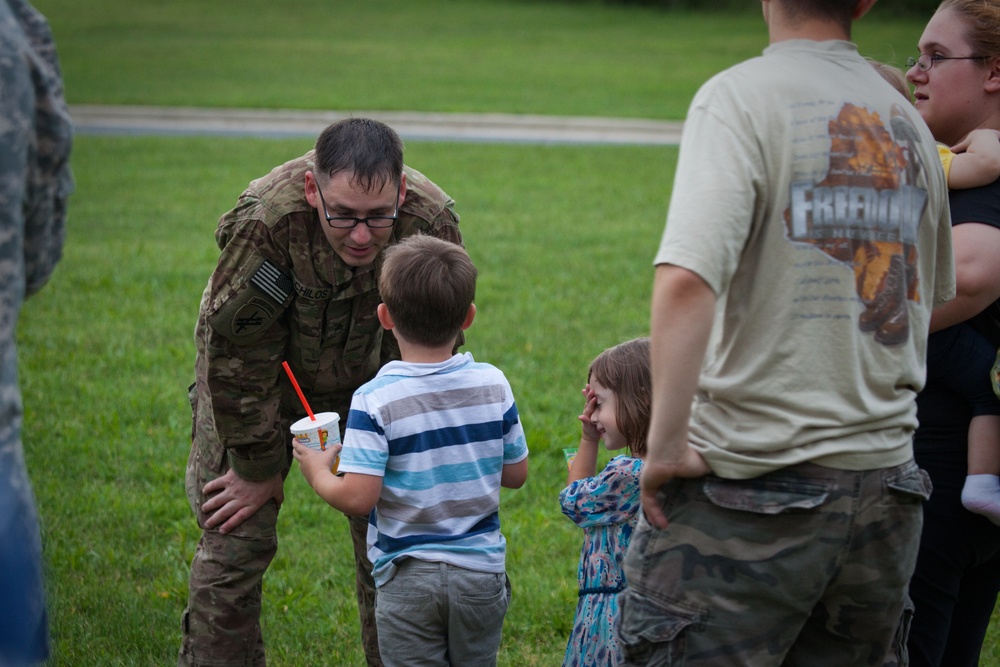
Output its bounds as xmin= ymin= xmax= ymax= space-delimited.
xmin=948 ymin=129 xmax=1000 ymax=190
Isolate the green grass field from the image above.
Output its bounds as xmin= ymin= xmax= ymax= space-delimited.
xmin=16 ymin=0 xmax=1000 ymax=665
xmin=21 ymin=134 xmax=676 ymax=665
xmin=34 ymin=0 xmax=925 ymax=120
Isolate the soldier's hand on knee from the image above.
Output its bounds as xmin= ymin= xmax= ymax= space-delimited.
xmin=201 ymin=469 xmax=284 ymax=534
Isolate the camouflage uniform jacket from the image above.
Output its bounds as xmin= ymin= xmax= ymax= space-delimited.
xmin=193 ymin=153 xmax=462 ymax=481
xmin=0 ymin=2 xmax=72 ymax=660
xmin=0 ymin=0 xmax=73 ymax=504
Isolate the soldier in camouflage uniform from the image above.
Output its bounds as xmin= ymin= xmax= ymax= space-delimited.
xmin=619 ymin=1 xmax=954 ymax=665
xmin=178 ymin=119 xmax=462 ymax=667
xmin=0 ymin=1 xmax=73 ymax=665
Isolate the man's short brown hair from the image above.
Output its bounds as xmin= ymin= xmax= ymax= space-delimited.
xmin=314 ymin=118 xmax=404 ymax=194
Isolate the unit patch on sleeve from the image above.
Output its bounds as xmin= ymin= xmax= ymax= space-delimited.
xmin=207 ymin=256 xmax=295 ymax=344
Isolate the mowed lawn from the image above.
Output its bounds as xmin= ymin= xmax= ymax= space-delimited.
xmin=17 ymin=0 xmax=1000 ymax=664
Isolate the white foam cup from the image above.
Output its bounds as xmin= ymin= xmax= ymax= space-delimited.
xmin=291 ymin=411 xmax=341 ymax=472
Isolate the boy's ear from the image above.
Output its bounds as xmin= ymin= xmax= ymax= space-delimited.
xmin=460 ymin=304 xmax=476 ymax=331
xmin=377 ymin=303 xmax=394 ymax=330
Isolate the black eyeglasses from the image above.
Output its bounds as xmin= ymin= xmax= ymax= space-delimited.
xmin=312 ymin=173 xmax=399 ymax=229
xmin=906 ymin=53 xmax=987 ymax=72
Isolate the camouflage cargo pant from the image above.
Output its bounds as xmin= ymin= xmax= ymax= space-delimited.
xmin=618 ymin=460 xmax=930 ymax=667
xmin=178 ymin=438 xmax=382 ymax=667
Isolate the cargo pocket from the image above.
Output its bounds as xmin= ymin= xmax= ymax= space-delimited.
xmin=885 ymin=595 xmax=914 ymax=667
xmin=189 ymin=382 xmax=226 ymax=475
xmin=883 ymin=463 xmax=932 ymax=505
xmin=287 ymin=295 xmax=331 ymax=378
xmin=618 ymin=590 xmax=705 ymax=666
xmin=703 ymin=475 xmax=832 ymax=514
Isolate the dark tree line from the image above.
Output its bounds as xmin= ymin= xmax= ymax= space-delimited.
xmin=565 ymin=0 xmax=939 ymax=17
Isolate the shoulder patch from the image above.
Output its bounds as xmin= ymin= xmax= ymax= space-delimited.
xmin=231 ymin=296 xmax=278 ymax=336
xmin=207 ymin=258 xmax=294 ymax=344
xmin=252 ymin=260 xmax=294 ymax=303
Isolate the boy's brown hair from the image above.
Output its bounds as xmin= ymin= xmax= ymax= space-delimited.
xmin=588 ymin=337 xmax=651 ymax=457
xmin=379 ymin=235 xmax=476 ymax=348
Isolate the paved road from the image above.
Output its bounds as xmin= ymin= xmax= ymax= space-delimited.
xmin=69 ymin=105 xmax=684 ymax=146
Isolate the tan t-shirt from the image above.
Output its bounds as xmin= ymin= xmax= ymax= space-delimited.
xmin=654 ymin=39 xmax=955 ymax=478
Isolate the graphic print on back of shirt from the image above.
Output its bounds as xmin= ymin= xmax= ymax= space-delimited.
xmin=784 ymin=102 xmax=928 ymax=347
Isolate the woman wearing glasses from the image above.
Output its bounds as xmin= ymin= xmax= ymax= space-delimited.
xmin=905 ymin=2 xmax=1000 ymax=666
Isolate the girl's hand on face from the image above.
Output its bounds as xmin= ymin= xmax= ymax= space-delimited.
xmin=578 ymin=384 xmax=601 ymax=444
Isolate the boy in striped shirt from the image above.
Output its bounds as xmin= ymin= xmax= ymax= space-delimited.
xmin=294 ymin=234 xmax=529 ymax=666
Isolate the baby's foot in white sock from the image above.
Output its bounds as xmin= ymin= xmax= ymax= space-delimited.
xmin=962 ymin=474 xmax=1000 ymax=526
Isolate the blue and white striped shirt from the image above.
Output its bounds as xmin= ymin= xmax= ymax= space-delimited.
xmin=338 ymin=352 xmax=529 ymax=587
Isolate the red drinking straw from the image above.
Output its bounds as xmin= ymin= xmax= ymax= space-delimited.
xmin=282 ymin=361 xmax=315 ymax=421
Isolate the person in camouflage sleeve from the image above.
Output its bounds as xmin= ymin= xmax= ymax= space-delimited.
xmin=0 ymin=1 xmax=73 ymax=665
xmin=178 ymin=118 xmax=462 ymax=667
xmin=618 ymin=1 xmax=954 ymax=665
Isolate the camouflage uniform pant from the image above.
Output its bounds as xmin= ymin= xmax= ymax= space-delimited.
xmin=618 ymin=461 xmax=930 ymax=667
xmin=178 ymin=438 xmax=382 ymax=667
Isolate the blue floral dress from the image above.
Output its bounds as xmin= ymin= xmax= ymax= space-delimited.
xmin=559 ymin=455 xmax=642 ymax=667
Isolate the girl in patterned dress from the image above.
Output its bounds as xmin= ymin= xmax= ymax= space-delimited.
xmin=559 ymin=338 xmax=650 ymax=667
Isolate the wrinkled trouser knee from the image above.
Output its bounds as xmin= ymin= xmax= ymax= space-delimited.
xmin=179 ymin=526 xmax=277 ymax=667
xmin=178 ymin=438 xmax=278 ymax=667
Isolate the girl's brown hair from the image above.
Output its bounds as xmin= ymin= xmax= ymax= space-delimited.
xmin=939 ymin=0 xmax=1000 ymax=61
xmin=588 ymin=337 xmax=651 ymax=458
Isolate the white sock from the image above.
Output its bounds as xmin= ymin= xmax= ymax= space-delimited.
xmin=961 ymin=474 xmax=1000 ymax=526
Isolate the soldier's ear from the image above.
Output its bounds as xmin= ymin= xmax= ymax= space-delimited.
xmin=304 ymin=171 xmax=320 ymax=209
